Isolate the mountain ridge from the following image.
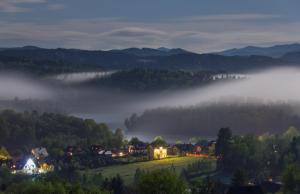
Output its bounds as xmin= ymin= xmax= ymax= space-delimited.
xmin=0 ymin=44 xmax=299 ymax=75
xmin=217 ymin=43 xmax=300 ymax=58
xmin=109 ymin=47 xmax=191 ymax=57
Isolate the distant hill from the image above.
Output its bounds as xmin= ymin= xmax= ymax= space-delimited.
xmin=125 ymin=102 xmax=300 ymax=136
xmin=0 ymin=45 xmax=299 ymax=75
xmin=218 ymin=43 xmax=300 ymax=58
xmin=109 ymin=47 xmax=190 ymax=57
xmin=83 ymin=68 xmax=217 ymax=91
xmin=281 ymin=51 xmax=300 ymax=63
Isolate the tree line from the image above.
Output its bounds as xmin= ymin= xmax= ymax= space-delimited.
xmin=215 ymin=127 xmax=300 ymax=193
xmin=125 ymin=101 xmax=300 ymax=136
xmin=0 ymin=110 xmax=123 ymax=156
xmin=84 ymin=68 xmax=219 ymax=91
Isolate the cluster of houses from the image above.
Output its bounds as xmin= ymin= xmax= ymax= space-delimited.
xmin=127 ymin=140 xmax=216 ymax=159
xmin=0 ymin=147 xmax=54 ymax=175
xmin=64 ymin=140 xmax=215 ymax=161
xmin=0 ymin=140 xmax=216 ymax=175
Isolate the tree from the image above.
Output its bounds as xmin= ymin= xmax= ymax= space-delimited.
xmin=283 ymin=126 xmax=300 ymax=141
xmin=231 ymin=169 xmax=247 ymax=186
xmin=151 ymin=136 xmax=167 ymax=147
xmin=113 ymin=128 xmax=124 ymax=149
xmin=110 ymin=174 xmax=124 ymax=194
xmin=137 ymin=169 xmax=188 ymax=194
xmin=0 ymin=167 xmax=12 ymax=188
xmin=7 ymin=180 xmax=109 ymax=194
xmin=134 ymin=168 xmax=144 ymax=184
xmin=282 ymin=164 xmax=300 ymax=194
xmin=191 ymin=177 xmax=219 ymax=194
xmin=0 ymin=110 xmax=121 ymax=157
xmin=215 ymin=128 xmax=232 ymax=170
xmin=215 ymin=128 xmax=232 ymax=157
xmin=129 ymin=137 xmax=144 ymax=147
xmin=0 ymin=146 xmax=11 ymax=159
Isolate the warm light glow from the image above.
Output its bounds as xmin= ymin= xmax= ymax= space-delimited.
xmin=153 ymin=147 xmax=167 ymax=159
xmin=268 ymin=177 xmax=273 ymax=182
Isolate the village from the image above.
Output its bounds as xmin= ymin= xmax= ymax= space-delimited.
xmin=0 ymin=124 xmax=293 ymax=194
xmin=0 ymin=137 xmax=215 ymax=176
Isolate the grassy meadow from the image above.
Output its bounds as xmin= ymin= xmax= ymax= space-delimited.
xmin=86 ymin=156 xmax=209 ymax=184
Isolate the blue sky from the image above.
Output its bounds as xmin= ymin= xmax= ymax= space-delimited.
xmin=1 ymin=0 xmax=300 ymax=52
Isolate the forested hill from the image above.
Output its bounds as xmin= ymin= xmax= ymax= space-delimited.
xmin=0 ymin=110 xmax=123 ymax=154
xmin=109 ymin=47 xmax=191 ymax=56
xmin=125 ymin=102 xmax=300 ymax=137
xmin=0 ymin=46 xmax=298 ymax=75
xmin=82 ymin=69 xmax=221 ymax=91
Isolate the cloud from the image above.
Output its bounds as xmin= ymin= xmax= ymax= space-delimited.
xmin=0 ymin=14 xmax=300 ymax=52
xmin=176 ymin=14 xmax=281 ymax=22
xmin=47 ymin=3 xmax=64 ymax=10
xmin=0 ymin=0 xmax=47 ymax=13
xmin=0 ymin=2 xmax=26 ymax=12
xmin=104 ymin=27 xmax=166 ymax=37
xmin=11 ymin=0 xmax=46 ymax=3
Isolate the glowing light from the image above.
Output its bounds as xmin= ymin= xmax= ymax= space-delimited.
xmin=23 ymin=158 xmax=37 ymax=174
xmin=268 ymin=177 xmax=273 ymax=182
xmin=153 ymin=147 xmax=167 ymax=160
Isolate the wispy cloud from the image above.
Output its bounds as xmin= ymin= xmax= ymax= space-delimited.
xmin=104 ymin=27 xmax=166 ymax=37
xmin=0 ymin=0 xmax=47 ymax=13
xmin=47 ymin=3 xmax=64 ymax=10
xmin=176 ymin=14 xmax=281 ymax=22
xmin=0 ymin=13 xmax=299 ymax=52
xmin=11 ymin=0 xmax=46 ymax=3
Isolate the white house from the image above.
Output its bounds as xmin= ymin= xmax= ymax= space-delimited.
xmin=23 ymin=158 xmax=38 ymax=174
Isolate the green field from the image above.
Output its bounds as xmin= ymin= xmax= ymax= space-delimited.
xmin=86 ymin=156 xmax=206 ymax=184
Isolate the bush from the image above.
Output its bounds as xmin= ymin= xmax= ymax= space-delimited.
xmin=137 ymin=169 xmax=188 ymax=194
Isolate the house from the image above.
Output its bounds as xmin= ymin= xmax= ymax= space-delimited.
xmin=149 ymin=146 xmax=167 ymax=160
xmin=90 ymin=145 xmax=105 ymax=155
xmin=65 ymin=146 xmax=83 ymax=157
xmin=104 ymin=150 xmax=112 ymax=157
xmin=31 ymin=147 xmax=49 ymax=160
xmin=22 ymin=158 xmax=38 ymax=174
xmin=128 ymin=143 xmax=148 ymax=155
xmin=208 ymin=140 xmax=216 ymax=149
xmin=0 ymin=159 xmax=13 ymax=169
xmin=15 ymin=157 xmax=54 ymax=175
xmin=260 ymin=181 xmax=281 ymax=194
xmin=172 ymin=144 xmax=201 ymax=156
xmin=38 ymin=162 xmax=54 ymax=174
xmin=226 ymin=186 xmax=265 ymax=194
xmin=112 ymin=150 xmax=127 ymax=158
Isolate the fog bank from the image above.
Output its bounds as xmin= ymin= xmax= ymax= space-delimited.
xmin=1 ymin=67 xmax=300 ymax=140
xmin=0 ymin=73 xmax=55 ymax=100
xmin=136 ymin=67 xmax=300 ymax=110
xmin=51 ymin=71 xmax=115 ymax=83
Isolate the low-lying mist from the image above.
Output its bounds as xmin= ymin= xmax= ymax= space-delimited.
xmin=136 ymin=67 xmax=300 ymax=110
xmin=0 ymin=73 xmax=55 ymax=100
xmin=1 ymin=67 xmax=300 ymax=141
xmin=51 ymin=71 xmax=115 ymax=84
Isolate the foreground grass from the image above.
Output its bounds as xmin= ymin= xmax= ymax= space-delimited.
xmin=86 ymin=156 xmax=207 ymax=184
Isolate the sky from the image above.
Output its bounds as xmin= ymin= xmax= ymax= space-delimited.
xmin=1 ymin=0 xmax=300 ymax=52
